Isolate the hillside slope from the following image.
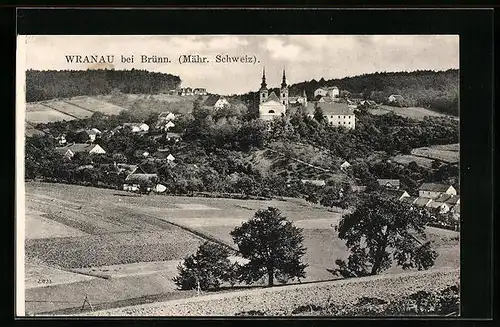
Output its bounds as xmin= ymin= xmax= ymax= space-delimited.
xmin=290 ymin=69 xmax=459 ymax=115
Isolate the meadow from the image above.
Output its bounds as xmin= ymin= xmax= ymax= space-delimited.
xmin=23 ymin=182 xmax=459 ymax=315
xmin=369 ymin=105 xmax=457 ymax=120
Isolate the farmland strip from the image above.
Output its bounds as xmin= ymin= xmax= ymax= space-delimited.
xmin=39 ymin=103 xmax=80 ymax=120
xmin=62 ymin=99 xmax=98 ymax=114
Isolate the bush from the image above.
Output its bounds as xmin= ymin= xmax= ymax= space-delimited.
xmin=172 ymin=241 xmax=235 ymax=291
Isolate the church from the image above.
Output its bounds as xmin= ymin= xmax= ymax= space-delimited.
xmin=258 ymin=68 xmax=289 ymax=121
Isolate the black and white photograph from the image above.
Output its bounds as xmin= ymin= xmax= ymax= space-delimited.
xmin=17 ymin=34 xmax=461 ymax=317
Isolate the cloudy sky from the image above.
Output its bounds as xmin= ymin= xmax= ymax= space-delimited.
xmin=22 ymin=35 xmax=459 ymax=95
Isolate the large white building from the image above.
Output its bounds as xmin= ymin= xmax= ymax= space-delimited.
xmin=259 ymin=68 xmax=288 ymax=121
xmin=308 ymin=102 xmax=356 ymax=129
xmin=314 ymin=86 xmax=339 ymax=99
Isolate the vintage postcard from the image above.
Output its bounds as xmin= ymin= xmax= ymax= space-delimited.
xmin=16 ymin=35 xmax=460 ymax=317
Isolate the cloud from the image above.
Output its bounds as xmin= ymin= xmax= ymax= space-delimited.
xmin=263 ymin=37 xmax=304 ymax=61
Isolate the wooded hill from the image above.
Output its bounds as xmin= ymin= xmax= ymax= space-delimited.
xmin=26 ymin=69 xmax=182 ymax=102
xmin=289 ymin=69 xmax=459 ymax=116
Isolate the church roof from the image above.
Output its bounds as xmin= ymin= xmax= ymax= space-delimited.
xmin=264 ymin=91 xmax=280 ymax=103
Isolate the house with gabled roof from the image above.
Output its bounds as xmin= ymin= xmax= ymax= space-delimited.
xmin=202 ymin=95 xmax=230 ymax=110
xmin=123 ymin=173 xmax=158 ymax=192
xmin=379 ymin=188 xmax=410 ymax=201
xmin=123 ymin=123 xmax=149 ymax=133
xmin=340 ymin=160 xmax=351 ymax=171
xmin=413 ymin=197 xmax=433 ymax=207
xmin=55 ymin=143 xmax=106 ymax=159
xmin=400 ymin=196 xmax=418 ymax=205
xmin=419 ymin=183 xmax=457 ymax=199
xmin=377 ymin=179 xmax=400 ymax=190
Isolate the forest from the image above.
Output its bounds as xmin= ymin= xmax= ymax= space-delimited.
xmin=26 ymin=69 xmax=182 ymax=102
xmin=253 ymin=69 xmax=458 ymax=116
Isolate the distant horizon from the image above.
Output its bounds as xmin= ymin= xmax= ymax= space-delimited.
xmin=22 ymin=35 xmax=459 ymax=95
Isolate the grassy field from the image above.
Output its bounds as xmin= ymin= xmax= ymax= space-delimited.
xmin=391 ymin=143 xmax=459 ymax=168
xmin=22 ymin=182 xmax=459 ymax=315
xmin=369 ymin=105 xmax=457 ymax=120
xmin=42 ymin=100 xmax=94 ymax=119
xmin=391 ymin=154 xmax=435 ymax=168
xmin=25 ymin=108 xmax=74 ymax=124
xmin=66 ymin=97 xmax=125 ymax=115
xmin=25 ymin=97 xmax=128 ymax=124
xmin=410 ymin=144 xmax=459 ymax=164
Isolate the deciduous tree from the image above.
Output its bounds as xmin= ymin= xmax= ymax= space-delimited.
xmin=333 ymin=193 xmax=438 ymax=277
xmin=230 ymin=207 xmax=308 ymax=286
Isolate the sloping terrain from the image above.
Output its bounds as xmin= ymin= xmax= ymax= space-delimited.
xmin=25 ymin=96 xmax=128 ymax=125
xmin=77 ymin=268 xmax=459 ymax=316
xmin=23 ymin=182 xmax=459 ymax=315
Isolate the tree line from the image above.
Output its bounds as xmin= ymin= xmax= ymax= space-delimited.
xmin=26 ymin=69 xmax=182 ymax=102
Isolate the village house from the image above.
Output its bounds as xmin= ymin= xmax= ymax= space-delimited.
xmin=300 ymin=179 xmax=326 ymax=187
xmin=388 ymin=94 xmax=405 ymax=106
xmin=193 ymin=88 xmax=207 ymax=95
xmin=380 ymin=188 xmax=410 ymax=201
xmin=159 ymin=112 xmax=176 ymax=121
xmin=55 ymin=134 xmax=67 ymax=145
xmin=289 ymin=90 xmax=308 ymax=106
xmin=428 ymin=194 xmax=460 ymax=214
xmin=85 ymin=128 xmax=102 ymax=142
xmin=340 ymin=160 xmax=351 ymax=171
xmin=314 ymin=86 xmax=340 ymax=99
xmin=418 ymin=183 xmax=457 ymax=199
xmin=166 ymin=132 xmax=182 ymax=142
xmin=179 ymin=87 xmax=193 ymax=96
xmin=377 ymin=179 xmax=400 ymax=190
xmin=123 ymin=123 xmax=149 ymax=133
xmin=123 ymin=173 xmax=159 ymax=193
xmin=308 ymin=102 xmax=356 ymax=129
xmin=202 ymin=95 xmax=231 ymax=110
xmin=54 ymin=143 xmax=106 ymax=160
xmin=258 ymin=68 xmax=289 ymax=121
xmin=400 ymin=195 xmax=418 ymax=205
xmin=413 ymin=197 xmax=434 ymax=207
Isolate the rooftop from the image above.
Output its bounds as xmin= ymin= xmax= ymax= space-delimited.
xmin=419 ymin=183 xmax=453 ymax=192
xmin=55 ymin=143 xmax=101 ymax=154
xmin=316 ymin=102 xmax=353 ymax=115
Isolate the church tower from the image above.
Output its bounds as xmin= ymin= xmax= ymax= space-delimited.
xmin=259 ymin=67 xmax=268 ymax=104
xmin=280 ymin=69 xmax=289 ymax=107
xmin=302 ymin=89 xmax=308 ymax=107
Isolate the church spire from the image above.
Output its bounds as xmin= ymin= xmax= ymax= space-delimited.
xmin=260 ymin=67 xmax=267 ymax=89
xmin=281 ymin=68 xmax=287 ymax=88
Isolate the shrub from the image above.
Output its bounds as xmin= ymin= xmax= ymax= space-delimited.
xmin=172 ymin=241 xmax=234 ymax=291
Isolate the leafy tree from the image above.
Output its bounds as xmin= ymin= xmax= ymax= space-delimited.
xmin=313 ymin=106 xmax=325 ymax=123
xmin=66 ymin=130 xmax=89 ymax=144
xmin=172 ymin=241 xmax=234 ymax=291
xmin=230 ymin=207 xmax=308 ymax=286
xmin=333 ymin=193 xmax=438 ymax=277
